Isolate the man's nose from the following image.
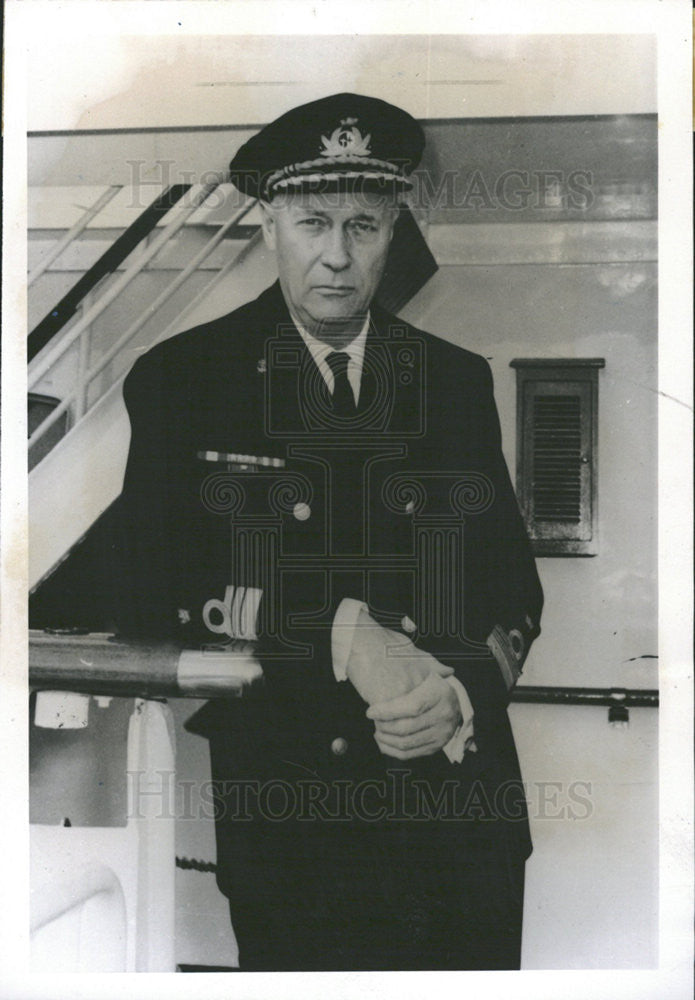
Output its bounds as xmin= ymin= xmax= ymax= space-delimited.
xmin=320 ymin=226 xmax=351 ymax=271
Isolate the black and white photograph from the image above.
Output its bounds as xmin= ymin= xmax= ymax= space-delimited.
xmin=1 ymin=2 xmax=692 ymax=997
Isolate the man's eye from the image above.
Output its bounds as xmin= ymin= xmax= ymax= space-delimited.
xmin=349 ymin=221 xmax=379 ymax=236
xmin=298 ymin=217 xmax=326 ymax=229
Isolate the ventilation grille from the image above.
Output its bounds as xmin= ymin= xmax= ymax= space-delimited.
xmin=513 ymin=359 xmax=603 ymax=556
xmin=532 ymin=394 xmax=583 ymax=522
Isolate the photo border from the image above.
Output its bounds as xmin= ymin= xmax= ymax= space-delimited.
xmin=2 ymin=3 xmax=692 ymax=998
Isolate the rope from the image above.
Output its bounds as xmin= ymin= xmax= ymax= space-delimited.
xmin=176 ymin=855 xmax=217 ymax=874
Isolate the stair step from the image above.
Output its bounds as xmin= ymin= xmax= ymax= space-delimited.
xmin=29 ymin=393 xmax=69 ymax=471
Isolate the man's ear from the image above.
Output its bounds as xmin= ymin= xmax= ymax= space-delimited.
xmin=258 ymin=200 xmax=277 ymax=250
xmin=382 ymin=203 xmax=400 ymax=245
xmin=389 ymin=209 xmax=399 ymax=242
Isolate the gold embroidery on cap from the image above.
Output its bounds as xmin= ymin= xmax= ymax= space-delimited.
xmin=320 ymin=118 xmax=372 ymax=158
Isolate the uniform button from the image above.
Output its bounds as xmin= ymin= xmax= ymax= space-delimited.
xmin=509 ymin=628 xmax=524 ymax=658
xmin=293 ymin=502 xmax=311 ymax=521
xmin=331 ymin=737 xmax=348 ymax=756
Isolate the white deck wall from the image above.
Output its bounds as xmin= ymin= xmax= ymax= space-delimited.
xmin=28 ymin=93 xmax=658 ymax=966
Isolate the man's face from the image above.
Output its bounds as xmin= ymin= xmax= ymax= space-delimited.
xmin=260 ymin=191 xmax=397 ymax=345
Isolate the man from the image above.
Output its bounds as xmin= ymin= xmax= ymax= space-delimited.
xmin=117 ymin=92 xmax=543 ymax=971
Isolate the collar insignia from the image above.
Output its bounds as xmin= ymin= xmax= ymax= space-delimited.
xmin=320 ymin=117 xmax=372 ymax=158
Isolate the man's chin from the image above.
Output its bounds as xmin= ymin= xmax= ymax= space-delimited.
xmin=304 ymin=306 xmax=368 ymax=339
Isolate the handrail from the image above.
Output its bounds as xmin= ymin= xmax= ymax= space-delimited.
xmin=83 ymin=200 xmax=257 ymax=388
xmin=28 ymin=185 xmax=123 ymax=287
xmin=27 ymin=198 xmax=257 ymax=450
xmin=28 ymin=179 xmax=224 ymax=389
xmin=28 ymin=184 xmax=194 ymax=361
xmin=153 ymin=227 xmax=264 ymax=342
xmin=509 ymin=685 xmax=658 ymax=708
xmin=29 ymin=631 xmax=263 ymax=699
xmin=29 ymin=631 xmax=658 ymax=707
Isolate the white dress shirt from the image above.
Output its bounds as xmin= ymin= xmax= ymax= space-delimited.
xmin=292 ymin=311 xmax=369 ymax=406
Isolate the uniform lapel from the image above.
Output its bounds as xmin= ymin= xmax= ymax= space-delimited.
xmin=260 ymin=282 xmax=312 ymax=435
xmin=359 ymin=308 xmax=406 ymax=429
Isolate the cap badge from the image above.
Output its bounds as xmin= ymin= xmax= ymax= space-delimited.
xmin=320 ymin=117 xmax=372 ymax=158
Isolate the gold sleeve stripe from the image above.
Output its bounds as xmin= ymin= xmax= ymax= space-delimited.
xmin=487 ymin=624 xmax=523 ymax=692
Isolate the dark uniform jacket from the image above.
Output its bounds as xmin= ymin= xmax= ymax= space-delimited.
xmin=117 ymin=280 xmax=543 ymax=893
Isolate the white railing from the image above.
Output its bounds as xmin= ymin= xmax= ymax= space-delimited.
xmin=28 ymin=179 xmax=257 ymax=456
xmin=28 ymin=185 xmax=123 ymax=286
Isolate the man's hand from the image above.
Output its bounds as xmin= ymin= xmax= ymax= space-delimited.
xmin=344 ymin=607 xmax=453 ymax=706
xmin=366 ymin=672 xmax=462 ymax=760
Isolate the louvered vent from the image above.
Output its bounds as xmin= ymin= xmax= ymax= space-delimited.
xmin=511 ymin=359 xmax=604 ymax=556
xmin=532 ymin=395 xmax=582 ymax=522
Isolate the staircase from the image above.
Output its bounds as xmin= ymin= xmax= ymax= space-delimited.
xmin=28 ymin=181 xmax=281 ymax=604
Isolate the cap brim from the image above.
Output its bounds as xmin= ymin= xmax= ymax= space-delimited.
xmin=267 ymin=171 xmax=411 ymax=199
